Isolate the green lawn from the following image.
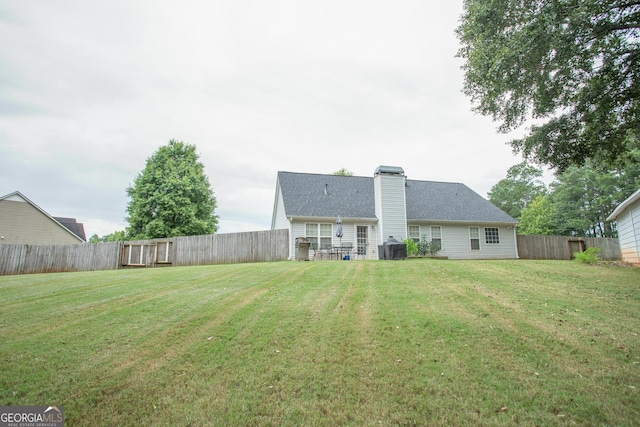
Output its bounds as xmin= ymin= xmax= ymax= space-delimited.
xmin=1 ymin=260 xmax=639 ymax=426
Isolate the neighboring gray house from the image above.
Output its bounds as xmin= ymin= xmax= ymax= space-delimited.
xmin=271 ymin=166 xmax=518 ymax=260
xmin=53 ymin=217 xmax=87 ymax=242
xmin=607 ymin=188 xmax=640 ymax=265
xmin=0 ymin=191 xmax=86 ymax=245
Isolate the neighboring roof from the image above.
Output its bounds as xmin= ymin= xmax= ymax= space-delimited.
xmin=0 ymin=191 xmax=86 ymax=242
xmin=607 ymin=188 xmax=640 ymax=220
xmin=54 ymin=217 xmax=87 ymax=241
xmin=277 ymin=171 xmax=517 ymax=223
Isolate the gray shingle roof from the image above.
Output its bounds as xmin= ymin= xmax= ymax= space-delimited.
xmin=405 ymin=180 xmax=517 ymax=223
xmin=277 ymin=172 xmax=375 ymax=218
xmin=277 ymin=171 xmax=517 ymax=223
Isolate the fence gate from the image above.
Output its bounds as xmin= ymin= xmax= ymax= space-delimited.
xmin=154 ymin=241 xmax=172 ymax=264
xmin=121 ymin=244 xmax=145 ymax=267
xmin=568 ymin=239 xmax=586 ymax=259
xmin=121 ymin=241 xmax=173 ymax=267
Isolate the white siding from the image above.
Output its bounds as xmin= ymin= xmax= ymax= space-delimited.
xmin=615 ymin=201 xmax=640 ymax=265
xmin=289 ymin=219 xmax=378 ymax=260
xmin=335 ymin=222 xmax=355 ymax=248
xmin=271 ymin=184 xmax=289 ymax=231
xmin=374 ymin=173 xmax=407 ymax=243
xmin=291 ymin=221 xmax=306 ymax=260
xmin=408 ymin=223 xmax=518 ymax=260
xmin=368 ymin=225 xmax=381 ymax=260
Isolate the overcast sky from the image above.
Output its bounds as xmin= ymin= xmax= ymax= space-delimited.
xmin=0 ymin=1 xmax=543 ymax=238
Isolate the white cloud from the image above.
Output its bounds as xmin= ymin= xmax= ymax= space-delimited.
xmin=0 ymin=1 xmax=530 ymax=236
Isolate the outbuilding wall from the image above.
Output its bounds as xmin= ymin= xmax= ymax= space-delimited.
xmin=615 ymin=200 xmax=640 ymax=265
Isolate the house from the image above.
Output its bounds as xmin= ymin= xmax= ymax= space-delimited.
xmin=53 ymin=217 xmax=87 ymax=242
xmin=607 ymin=188 xmax=640 ymax=265
xmin=271 ymin=166 xmax=518 ymax=260
xmin=0 ymin=191 xmax=86 ymax=245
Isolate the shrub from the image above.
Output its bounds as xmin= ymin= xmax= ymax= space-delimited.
xmin=417 ymin=237 xmax=442 ymax=256
xmin=404 ymin=238 xmax=418 ymax=256
xmin=428 ymin=242 xmax=442 ymax=256
xmin=574 ymin=247 xmax=600 ymax=264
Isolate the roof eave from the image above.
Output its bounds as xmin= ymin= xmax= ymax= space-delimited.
xmin=287 ymin=215 xmax=378 ymax=223
xmin=407 ymin=218 xmax=518 ymax=225
xmin=607 ymin=188 xmax=640 ymax=220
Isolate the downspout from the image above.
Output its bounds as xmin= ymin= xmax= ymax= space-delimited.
xmin=288 ymin=217 xmax=294 ymax=260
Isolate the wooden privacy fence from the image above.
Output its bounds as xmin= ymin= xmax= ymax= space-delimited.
xmin=1 ymin=231 xmax=623 ymax=275
xmin=0 ymin=229 xmax=289 ymax=276
xmin=119 ymin=229 xmax=290 ymax=268
xmin=0 ymin=242 xmax=121 ymax=275
xmin=517 ymin=235 xmax=620 ymax=261
xmin=173 ymin=229 xmax=289 ymax=266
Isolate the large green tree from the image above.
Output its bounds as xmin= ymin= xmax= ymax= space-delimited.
xmin=487 ymin=161 xmax=547 ymax=219
xmin=518 ymin=194 xmax=557 ymax=235
xmin=549 ymin=158 xmax=640 ymax=237
xmin=126 ymin=140 xmax=218 ymax=239
xmin=456 ymin=0 xmax=640 ymax=170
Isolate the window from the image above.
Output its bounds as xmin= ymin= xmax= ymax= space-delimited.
xmin=431 ymin=226 xmax=442 ymax=248
xmin=319 ymin=223 xmax=332 ymax=249
xmin=470 ymin=227 xmax=480 ymax=250
xmin=485 ymin=227 xmax=500 ymax=244
xmin=305 ymin=223 xmax=318 ymax=248
xmin=306 ymin=223 xmax=333 ymax=249
xmin=408 ymin=225 xmax=420 ymax=243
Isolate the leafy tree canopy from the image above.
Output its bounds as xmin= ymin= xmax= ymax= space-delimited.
xmin=89 ymin=231 xmax=127 ymax=243
xmin=457 ymin=0 xmax=640 ymax=171
xmin=550 ymin=156 xmax=640 ymax=237
xmin=490 ymin=154 xmax=640 ymax=237
xmin=488 ymin=161 xmax=547 ymax=219
xmin=518 ymin=194 xmax=556 ymax=235
xmin=333 ymin=168 xmax=354 ymax=176
xmin=126 ymin=140 xmax=218 ymax=239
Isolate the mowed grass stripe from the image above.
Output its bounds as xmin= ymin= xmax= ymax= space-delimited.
xmin=1 ymin=260 xmax=639 ymax=426
xmin=1 ymin=264 xmax=297 ymax=415
xmin=77 ymin=263 xmax=363 ymax=426
xmin=403 ymin=260 xmax=640 ymax=424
